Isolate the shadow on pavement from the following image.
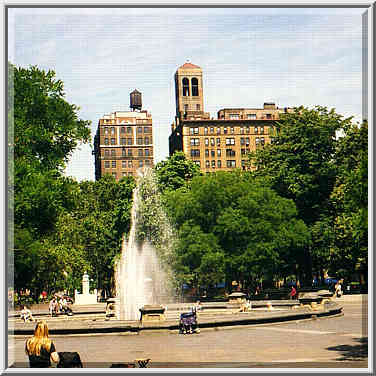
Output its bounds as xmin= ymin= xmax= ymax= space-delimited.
xmin=326 ymin=337 xmax=368 ymax=361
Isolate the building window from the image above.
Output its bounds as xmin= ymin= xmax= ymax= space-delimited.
xmin=145 ymin=159 xmax=150 ymax=166
xmin=225 ymin=138 xmax=235 ymax=145
xmin=190 ymin=127 xmax=199 ymax=135
xmin=210 ymin=127 xmax=214 ymax=134
xmin=104 ymin=138 xmax=109 ymax=145
xmin=122 ymin=161 xmax=126 ymax=168
xmin=112 ymin=161 xmax=116 ymax=168
xmin=184 ymin=104 xmax=189 ymax=115
xmin=205 ymin=149 xmax=209 ymax=157
xmin=139 ymin=160 xmax=143 ymax=167
xmin=217 ymin=127 xmax=221 ymax=135
xmin=128 ymin=149 xmax=133 ymax=156
xmin=127 ymin=138 xmax=133 ymax=145
xmin=266 ymin=114 xmax=272 ymax=119
xmin=111 ymin=149 xmax=116 ymax=156
xmin=137 ymin=138 xmax=143 ymax=145
xmin=210 ymin=138 xmax=215 ymax=146
xmin=240 ymin=137 xmax=245 ymax=145
xmin=226 ymin=160 xmax=236 ymax=168
xmin=182 ymin=77 xmax=190 ymax=96
xmin=138 ymin=149 xmax=143 ymax=156
xmin=111 ymin=127 xmax=115 ymax=134
xmin=216 ymin=138 xmax=221 ymax=146
xmin=191 ymin=149 xmax=200 ymax=157
xmin=229 ymin=114 xmax=239 ymax=120
xmin=104 ymin=161 xmax=110 ymax=168
xmin=190 ymin=138 xmax=200 ymax=146
xmin=230 ymin=127 xmax=234 ymax=134
xmin=127 ymin=127 xmax=132 ymax=134
xmin=217 ymin=160 xmax=222 ymax=168
xmin=145 ymin=149 xmax=150 ymax=156
xmin=256 ymin=137 xmax=260 ymax=147
xmin=144 ymin=137 xmax=149 ymax=144
xmin=224 ymin=127 xmax=228 ymax=134
xmin=248 ymin=114 xmax=257 ymax=120
xmin=240 ymin=127 xmax=244 ymax=134
xmin=191 ymin=77 xmax=199 ymax=96
xmin=260 ymin=127 xmax=264 ymax=134
xmin=261 ymin=137 xmax=265 ymax=145
xmin=111 ymin=138 xmax=116 ymax=145
xmin=121 ymin=138 xmax=126 ymax=145
xmin=211 ymin=160 xmax=216 ymax=168
xmin=205 ymin=160 xmax=210 ymax=168
xmin=246 ymin=126 xmax=250 ymax=134
xmin=144 ymin=126 xmax=150 ymax=133
xmin=194 ymin=161 xmax=201 ymax=167
xmin=217 ymin=149 xmax=221 ymax=157
xmin=254 ymin=126 xmax=258 ymax=134
xmin=122 ymin=149 xmax=126 ymax=156
xmin=128 ymin=161 xmax=133 ymax=168
xmin=226 ymin=149 xmax=236 ymax=157
xmin=245 ymin=137 xmax=250 ymax=146
xmin=105 ymin=149 xmax=109 ymax=156
xmin=104 ymin=127 xmax=109 ymax=134
xmin=121 ymin=127 xmax=125 ymax=133
xmin=137 ymin=126 xmax=142 ymax=133
xmin=204 ymin=127 xmax=208 ymax=135
xmin=205 ymin=138 xmax=209 ymax=146
xmin=196 ymin=104 xmax=200 ymax=111
xmin=211 ymin=150 xmax=215 ymax=157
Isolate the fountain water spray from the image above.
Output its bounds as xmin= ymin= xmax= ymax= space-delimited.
xmin=115 ymin=167 xmax=176 ymax=320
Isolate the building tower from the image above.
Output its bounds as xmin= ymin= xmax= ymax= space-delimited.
xmin=93 ymin=89 xmax=154 ymax=181
xmin=174 ymin=61 xmax=210 ymax=122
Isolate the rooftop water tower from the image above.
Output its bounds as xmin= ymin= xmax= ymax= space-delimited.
xmin=130 ymin=89 xmax=142 ymax=111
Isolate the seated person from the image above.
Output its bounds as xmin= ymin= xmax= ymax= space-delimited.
xmin=49 ymin=297 xmax=59 ymax=316
xmin=20 ymin=306 xmax=34 ymax=322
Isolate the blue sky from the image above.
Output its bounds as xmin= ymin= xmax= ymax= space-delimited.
xmin=8 ymin=7 xmax=366 ymax=181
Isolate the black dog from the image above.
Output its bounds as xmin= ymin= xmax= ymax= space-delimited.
xmin=57 ymin=352 xmax=83 ymax=368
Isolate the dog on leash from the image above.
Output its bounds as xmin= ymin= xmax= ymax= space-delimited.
xmin=57 ymin=352 xmax=83 ymax=368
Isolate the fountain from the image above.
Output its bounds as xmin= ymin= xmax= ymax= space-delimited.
xmin=115 ymin=168 xmax=176 ymax=321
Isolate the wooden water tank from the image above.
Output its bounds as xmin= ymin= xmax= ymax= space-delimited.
xmin=130 ymin=89 xmax=142 ymax=111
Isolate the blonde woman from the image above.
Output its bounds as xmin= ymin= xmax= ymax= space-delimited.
xmin=25 ymin=321 xmax=59 ymax=368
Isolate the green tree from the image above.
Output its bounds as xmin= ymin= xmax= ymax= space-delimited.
xmin=249 ymin=106 xmax=353 ymax=283
xmin=330 ymin=121 xmax=368 ymax=282
xmin=155 ymin=151 xmax=201 ymax=192
xmin=164 ymin=172 xmax=309 ymax=292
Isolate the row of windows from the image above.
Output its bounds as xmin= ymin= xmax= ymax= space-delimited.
xmin=104 ymin=126 xmax=151 ymax=134
xmin=227 ymin=113 xmax=272 ymax=120
xmin=190 ymin=148 xmax=253 ymax=158
xmin=192 ymin=160 xmax=240 ymax=168
xmin=190 ymin=126 xmax=266 ymax=135
xmin=107 ymin=172 xmax=134 ymax=179
xmin=104 ymin=159 xmax=152 ymax=168
xmin=190 ymin=137 xmax=264 ymax=147
xmin=183 ymin=104 xmax=201 ymax=112
xmin=182 ymin=77 xmax=199 ymax=97
xmin=103 ymin=148 xmax=152 ymax=157
xmin=104 ymin=137 xmax=152 ymax=145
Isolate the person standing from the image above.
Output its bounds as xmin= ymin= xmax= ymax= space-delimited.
xmin=290 ymin=286 xmax=297 ymax=300
xmin=25 ymin=321 xmax=59 ymax=368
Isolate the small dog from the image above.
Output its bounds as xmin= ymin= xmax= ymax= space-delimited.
xmin=57 ymin=352 xmax=83 ymax=368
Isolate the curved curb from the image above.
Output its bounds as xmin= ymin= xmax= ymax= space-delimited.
xmin=10 ymin=303 xmax=342 ymax=336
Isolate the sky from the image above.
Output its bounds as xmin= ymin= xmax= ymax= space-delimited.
xmin=8 ymin=6 xmax=367 ymax=181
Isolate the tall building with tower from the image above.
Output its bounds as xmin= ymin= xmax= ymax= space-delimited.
xmin=93 ymin=90 xmax=154 ymax=181
xmin=169 ymin=61 xmax=292 ymax=172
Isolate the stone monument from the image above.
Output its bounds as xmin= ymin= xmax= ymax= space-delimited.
xmin=74 ymin=272 xmax=98 ymax=305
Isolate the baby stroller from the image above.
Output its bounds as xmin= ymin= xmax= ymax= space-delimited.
xmin=179 ymin=310 xmax=200 ymax=334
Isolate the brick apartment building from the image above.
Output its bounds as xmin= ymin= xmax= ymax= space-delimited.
xmin=169 ymin=62 xmax=292 ymax=172
xmin=93 ymin=90 xmax=154 ymax=181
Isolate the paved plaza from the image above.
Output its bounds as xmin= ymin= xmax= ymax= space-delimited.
xmin=8 ymin=296 xmax=368 ymax=369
